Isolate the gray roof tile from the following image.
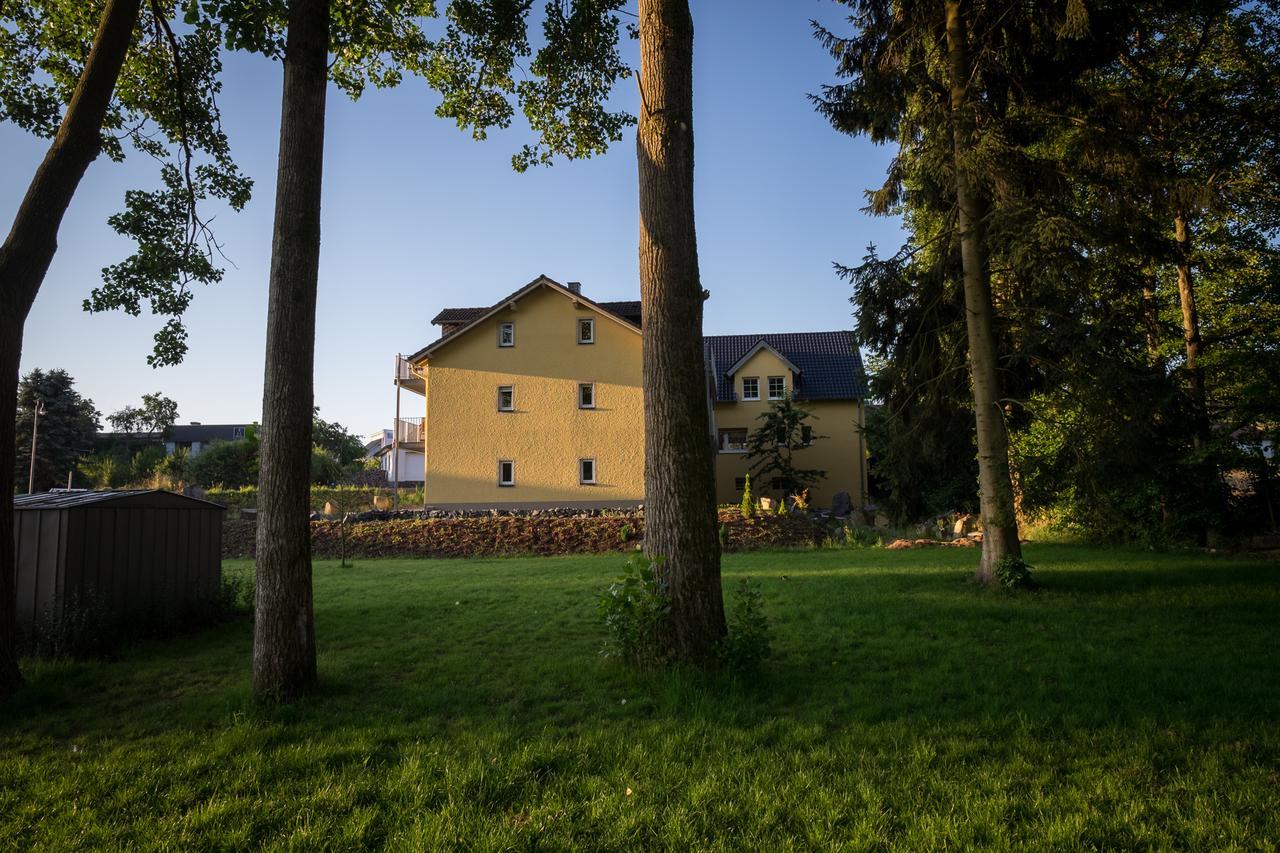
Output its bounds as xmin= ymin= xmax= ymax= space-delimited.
xmin=704 ymin=331 xmax=867 ymax=402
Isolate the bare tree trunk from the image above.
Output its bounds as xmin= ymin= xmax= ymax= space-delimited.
xmin=1174 ymin=211 xmax=1210 ymax=450
xmin=252 ymin=0 xmax=327 ymax=701
xmin=1142 ymin=277 xmax=1161 ymax=364
xmin=0 ymin=0 xmax=142 ymax=699
xmin=944 ymin=0 xmax=1022 ymax=584
xmin=637 ymin=0 xmax=725 ymax=663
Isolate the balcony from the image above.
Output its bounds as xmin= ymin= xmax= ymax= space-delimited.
xmin=395 ymin=417 xmax=424 ymax=449
xmin=395 ymin=354 xmax=425 ymax=395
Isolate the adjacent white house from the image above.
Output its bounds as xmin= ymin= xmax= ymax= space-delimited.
xmin=366 ymin=428 xmax=425 ymax=485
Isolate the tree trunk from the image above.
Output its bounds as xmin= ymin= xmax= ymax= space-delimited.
xmin=0 ymin=0 xmax=142 ymax=699
xmin=637 ymin=0 xmax=725 ymax=663
xmin=1174 ymin=211 xmax=1210 ymax=449
xmin=1142 ymin=277 xmax=1161 ymax=364
xmin=252 ymin=0 xmax=328 ymax=701
xmin=944 ymin=0 xmax=1022 ymax=583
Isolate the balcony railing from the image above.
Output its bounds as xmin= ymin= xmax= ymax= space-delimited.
xmin=395 ymin=417 xmax=424 ymax=445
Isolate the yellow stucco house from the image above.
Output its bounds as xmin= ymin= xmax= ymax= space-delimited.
xmin=394 ymin=275 xmax=868 ymax=510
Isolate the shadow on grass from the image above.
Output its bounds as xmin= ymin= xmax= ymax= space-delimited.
xmin=4 ymin=547 xmax=1278 ymax=742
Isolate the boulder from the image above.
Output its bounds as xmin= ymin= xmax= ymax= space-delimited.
xmin=759 ymin=496 xmax=774 ymax=511
xmin=831 ymin=490 xmax=853 ymax=518
xmin=874 ymin=513 xmax=891 ymax=529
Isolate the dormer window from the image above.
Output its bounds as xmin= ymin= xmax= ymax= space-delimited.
xmin=742 ymin=377 xmax=760 ymax=400
xmin=768 ymin=376 xmax=786 ymax=400
xmin=498 ymin=322 xmax=515 ymax=347
xmin=577 ymin=318 xmax=595 ymax=344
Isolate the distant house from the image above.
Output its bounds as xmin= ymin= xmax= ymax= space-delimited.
xmin=366 ymin=429 xmax=425 ymax=485
xmin=164 ymin=422 xmax=250 ymax=458
xmin=394 ymin=274 xmax=868 ymax=510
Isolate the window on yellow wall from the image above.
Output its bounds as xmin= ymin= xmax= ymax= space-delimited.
xmin=579 ymin=458 xmax=596 ymax=484
xmin=498 ymin=322 xmax=515 ymax=347
xmin=497 ymin=385 xmax=514 ymax=411
xmin=742 ymin=377 xmax=759 ymax=400
xmin=577 ymin=318 xmax=595 ymax=344
xmin=578 ymin=382 xmax=596 ymax=409
xmin=718 ymin=428 xmax=748 ymax=452
xmin=498 ymin=459 xmax=515 ymax=486
xmin=768 ymin=376 xmax=786 ymax=399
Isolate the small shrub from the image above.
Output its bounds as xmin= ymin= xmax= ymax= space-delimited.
xmin=34 ymin=592 xmax=121 ymax=660
xmin=845 ymin=525 xmax=883 ymax=548
xmin=599 ymin=554 xmax=670 ymax=669
xmin=619 ymin=522 xmax=635 ymax=544
xmin=740 ymin=474 xmax=755 ymax=520
xmin=718 ymin=523 xmax=729 ymax=550
xmin=719 ymin=578 xmax=772 ymax=672
xmin=994 ymin=555 xmax=1034 ymax=590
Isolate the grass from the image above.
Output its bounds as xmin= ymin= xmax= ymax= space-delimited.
xmin=2 ymin=544 xmax=1278 ymax=849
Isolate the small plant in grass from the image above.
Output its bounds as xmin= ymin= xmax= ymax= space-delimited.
xmin=740 ymin=474 xmax=755 ymax=520
xmin=619 ymin=522 xmax=635 ymax=544
xmin=844 ymin=524 xmax=883 ymax=548
xmin=994 ymin=555 xmax=1034 ymax=590
xmin=719 ymin=578 xmax=772 ymax=672
xmin=599 ymin=554 xmax=670 ymax=669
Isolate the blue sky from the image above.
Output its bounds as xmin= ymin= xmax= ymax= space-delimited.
xmin=3 ymin=1 xmax=902 ymax=438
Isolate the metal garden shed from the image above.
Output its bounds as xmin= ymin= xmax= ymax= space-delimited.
xmin=12 ymin=489 xmax=225 ymax=637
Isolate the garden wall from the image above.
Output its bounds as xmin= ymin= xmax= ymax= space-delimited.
xmin=222 ymin=510 xmax=814 ymax=559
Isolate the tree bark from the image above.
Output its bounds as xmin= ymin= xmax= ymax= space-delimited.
xmin=637 ymin=0 xmax=725 ymax=663
xmin=0 ymin=0 xmax=142 ymax=700
xmin=252 ymin=0 xmax=328 ymax=701
xmin=944 ymin=0 xmax=1022 ymax=583
xmin=1174 ymin=211 xmax=1211 ymax=450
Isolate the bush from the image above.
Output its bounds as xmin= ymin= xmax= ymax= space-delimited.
xmin=719 ymin=578 xmax=772 ymax=671
xmin=994 ymin=555 xmax=1034 ymax=590
xmin=187 ymin=439 xmax=256 ymax=488
xmin=599 ymin=554 xmax=670 ymax=669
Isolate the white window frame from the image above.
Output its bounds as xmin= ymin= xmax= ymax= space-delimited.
xmin=498 ymin=459 xmax=515 ymax=487
xmin=579 ymin=457 xmax=597 ymax=485
xmin=497 ymin=385 xmax=515 ymax=412
xmin=578 ymin=382 xmax=596 ymax=409
xmin=577 ymin=317 xmax=595 ymax=344
xmin=498 ymin=322 xmax=515 ymax=347
xmin=718 ymin=428 xmax=748 ymax=453
xmin=767 ymin=375 xmax=786 ymax=400
xmin=742 ymin=376 xmax=760 ymax=401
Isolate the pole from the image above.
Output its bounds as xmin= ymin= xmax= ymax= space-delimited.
xmin=392 ymin=355 xmax=401 ymax=510
xmin=27 ymin=398 xmax=44 ymax=493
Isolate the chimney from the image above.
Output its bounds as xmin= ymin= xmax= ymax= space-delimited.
xmin=567 ymin=281 xmax=582 ymax=295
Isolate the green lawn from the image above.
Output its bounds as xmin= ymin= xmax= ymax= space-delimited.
xmin=2 ymin=545 xmax=1278 ymax=849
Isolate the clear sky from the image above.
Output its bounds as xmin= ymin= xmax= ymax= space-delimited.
xmin=3 ymin=1 xmax=902 ymax=439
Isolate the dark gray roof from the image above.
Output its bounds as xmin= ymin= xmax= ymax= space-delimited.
xmin=431 ymin=307 xmax=487 ymax=325
xmin=167 ymin=423 xmax=250 ymax=443
xmin=14 ymin=489 xmax=226 ymax=510
xmin=431 ymin=300 xmax=641 ymax=329
xmin=704 ymin=331 xmax=867 ymax=402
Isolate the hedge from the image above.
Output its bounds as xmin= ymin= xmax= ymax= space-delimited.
xmin=222 ymin=510 xmax=814 ymax=559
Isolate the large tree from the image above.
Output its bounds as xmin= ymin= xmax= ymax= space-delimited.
xmin=0 ymin=0 xmax=247 ymax=698
xmin=636 ymin=0 xmax=725 ymax=661
xmin=14 ymin=368 xmax=102 ymax=492
xmin=815 ymin=0 xmax=1131 ymax=580
xmin=224 ymin=0 xmax=635 ymax=698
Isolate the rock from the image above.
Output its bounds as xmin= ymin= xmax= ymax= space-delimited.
xmin=874 ymin=513 xmax=891 ymax=529
xmin=759 ymin=496 xmax=774 ymax=511
xmin=372 ymin=495 xmax=391 ymax=511
xmin=323 ymin=501 xmax=336 ymax=516
xmin=831 ymin=490 xmax=853 ymax=518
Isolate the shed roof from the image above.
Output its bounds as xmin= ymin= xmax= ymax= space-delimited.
xmin=13 ymin=489 xmax=226 ymax=510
